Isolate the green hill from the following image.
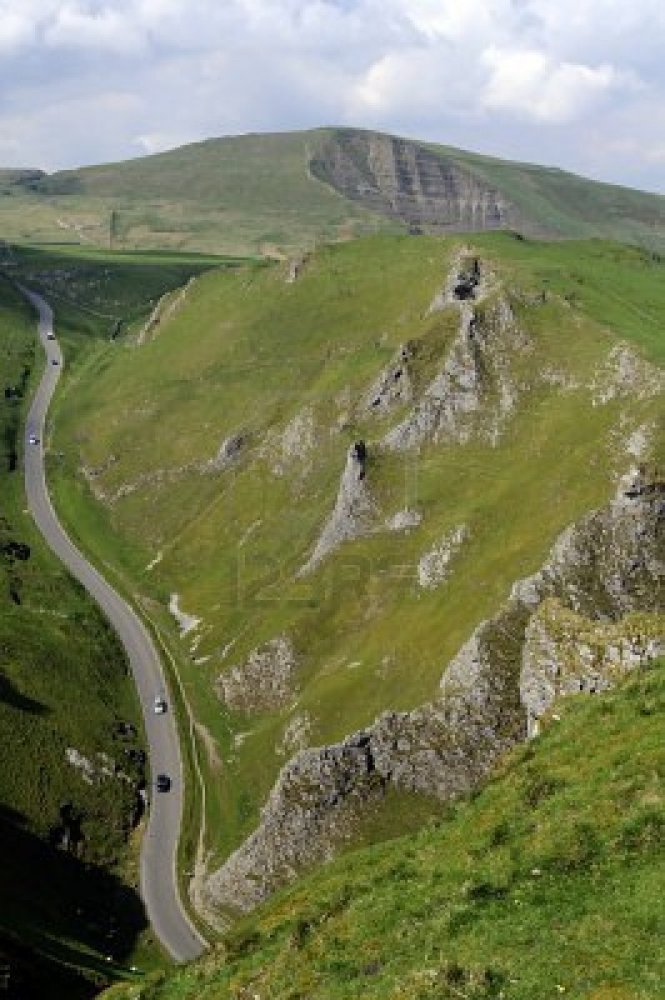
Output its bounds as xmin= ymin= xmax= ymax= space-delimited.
xmin=1 ymin=128 xmax=664 ymax=255
xmin=41 ymin=232 xmax=663 ymax=938
xmin=103 ymin=659 xmax=665 ymax=1000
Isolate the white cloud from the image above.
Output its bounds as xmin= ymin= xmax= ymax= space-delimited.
xmin=0 ymin=0 xmax=661 ymax=192
xmin=481 ymin=46 xmax=633 ymax=122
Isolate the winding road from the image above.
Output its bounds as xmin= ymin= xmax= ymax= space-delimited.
xmin=22 ymin=289 xmax=206 ymax=964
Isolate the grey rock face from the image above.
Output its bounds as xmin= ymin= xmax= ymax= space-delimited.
xmin=203 ymin=479 xmax=663 ymax=919
xmin=520 ymin=605 xmax=663 ymax=737
xmin=310 ymin=131 xmax=518 ymax=233
xmin=299 ymin=441 xmax=376 ymax=575
xmin=364 ymin=343 xmax=415 ymax=415
xmin=383 ymin=292 xmax=528 ymax=452
xmin=216 ymin=635 xmax=298 ymax=714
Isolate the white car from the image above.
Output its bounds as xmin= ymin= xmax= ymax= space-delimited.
xmin=46 ymin=332 xmax=55 ymax=340
xmin=28 ymin=433 xmax=39 ymax=445
xmin=153 ymin=696 xmax=167 ymax=715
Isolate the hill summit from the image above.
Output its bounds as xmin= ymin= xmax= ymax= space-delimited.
xmin=1 ymin=128 xmax=664 ymax=255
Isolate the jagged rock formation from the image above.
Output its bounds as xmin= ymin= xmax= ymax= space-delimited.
xmin=417 ymin=525 xmax=469 ymax=589
xmin=310 ymin=130 xmax=519 ymax=233
xmin=217 ymin=635 xmax=299 ymax=714
xmin=299 ymin=441 xmax=375 ymax=575
xmin=521 ymin=599 xmax=663 ymax=737
xmin=383 ymin=288 xmax=528 ymax=451
xmin=202 ymin=474 xmax=663 ymax=918
xmin=364 ymin=343 xmax=415 ymax=415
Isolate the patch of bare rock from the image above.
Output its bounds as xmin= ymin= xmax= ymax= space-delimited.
xmin=417 ymin=525 xmax=469 ymax=589
xmin=217 ymin=635 xmax=299 ymax=714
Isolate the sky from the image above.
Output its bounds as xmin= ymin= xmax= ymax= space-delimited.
xmin=1 ymin=0 xmax=664 ymax=193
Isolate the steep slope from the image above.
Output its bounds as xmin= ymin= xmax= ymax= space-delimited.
xmin=104 ymin=659 xmax=665 ymax=1000
xmin=1 ymin=128 xmax=664 ymax=254
xmin=45 ymin=233 xmax=664 ymax=931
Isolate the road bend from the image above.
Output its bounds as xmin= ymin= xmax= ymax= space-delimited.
xmin=22 ymin=288 xmax=206 ymax=963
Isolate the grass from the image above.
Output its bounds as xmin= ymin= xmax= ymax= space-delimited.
xmin=1 ymin=127 xmax=664 ymax=255
xmin=102 ymin=659 xmax=665 ymax=1000
xmin=44 ymin=231 xmax=664 ymax=886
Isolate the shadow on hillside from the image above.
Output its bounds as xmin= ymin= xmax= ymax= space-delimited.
xmin=0 ymin=671 xmax=47 ymax=714
xmin=0 ymin=803 xmax=148 ymax=999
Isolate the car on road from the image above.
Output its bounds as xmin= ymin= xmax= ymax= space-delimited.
xmin=46 ymin=331 xmax=55 ymax=340
xmin=153 ymin=695 xmax=168 ymax=714
xmin=51 ymin=358 xmax=59 ymax=366
xmin=28 ymin=433 xmax=39 ymax=445
xmin=156 ymin=773 xmax=171 ymax=793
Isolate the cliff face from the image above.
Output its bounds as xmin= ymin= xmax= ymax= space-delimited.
xmin=310 ymin=130 xmax=520 ymax=233
xmin=203 ymin=476 xmax=664 ymax=918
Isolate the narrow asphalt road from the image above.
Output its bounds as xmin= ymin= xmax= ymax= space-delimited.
xmin=22 ymin=289 xmax=206 ymax=964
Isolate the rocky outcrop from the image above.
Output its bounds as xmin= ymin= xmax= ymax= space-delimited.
xmin=203 ymin=473 xmax=663 ymax=918
xmin=418 ymin=525 xmax=469 ymax=589
xmin=206 ymin=432 xmax=246 ymax=473
xmin=310 ymin=130 xmax=519 ymax=233
xmin=383 ymin=292 xmax=528 ymax=451
xmin=217 ymin=635 xmax=299 ymax=714
xmin=520 ymin=600 xmax=664 ymax=737
xmin=299 ymin=441 xmax=376 ymax=575
xmin=364 ymin=343 xmax=415 ymax=415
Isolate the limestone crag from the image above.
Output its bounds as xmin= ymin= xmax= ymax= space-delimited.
xmin=202 ymin=474 xmax=663 ymax=919
xmin=299 ymin=441 xmax=376 ymax=575
xmin=203 ymin=677 xmax=519 ymax=918
xmin=520 ymin=599 xmax=664 ymax=736
xmin=510 ymin=468 xmax=665 ymax=618
xmin=383 ymin=290 xmax=528 ymax=451
xmin=217 ymin=635 xmax=299 ymax=714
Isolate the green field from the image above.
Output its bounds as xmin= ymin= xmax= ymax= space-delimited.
xmin=104 ymin=660 xmax=665 ymax=999
xmin=42 ymin=231 xmax=664 ymax=893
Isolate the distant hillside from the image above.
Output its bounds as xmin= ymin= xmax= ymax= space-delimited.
xmin=1 ymin=128 xmax=664 ymax=255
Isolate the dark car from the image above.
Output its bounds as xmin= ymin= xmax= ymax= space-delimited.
xmin=156 ymin=773 xmax=171 ymax=793
xmin=51 ymin=359 xmax=59 ymax=366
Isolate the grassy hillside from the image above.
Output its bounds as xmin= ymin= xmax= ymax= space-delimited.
xmin=104 ymin=659 xmax=665 ymax=999
xmin=45 ymin=232 xmax=664 ymax=899
xmin=1 ymin=128 xmax=664 ymax=255
xmin=0 ymin=249 xmax=233 ymax=995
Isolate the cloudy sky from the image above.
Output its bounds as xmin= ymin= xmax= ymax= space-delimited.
xmin=1 ymin=0 xmax=664 ymax=192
